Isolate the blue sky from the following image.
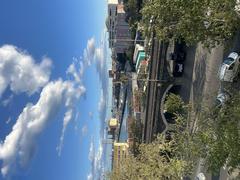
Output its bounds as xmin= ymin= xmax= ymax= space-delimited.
xmin=0 ymin=1 xmax=110 ymax=180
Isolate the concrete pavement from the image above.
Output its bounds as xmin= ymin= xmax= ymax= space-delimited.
xmin=178 ymin=41 xmax=233 ymax=179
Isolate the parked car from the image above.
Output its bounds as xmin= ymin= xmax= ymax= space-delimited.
xmin=219 ymin=52 xmax=240 ymax=82
xmin=169 ymin=41 xmax=186 ymax=62
xmin=173 ymin=62 xmax=184 ymax=77
xmin=169 ymin=51 xmax=186 ymax=62
xmin=195 ymin=173 xmax=206 ymax=180
xmin=215 ymin=90 xmax=230 ymax=107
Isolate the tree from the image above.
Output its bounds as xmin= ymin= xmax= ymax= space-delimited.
xmin=124 ymin=0 xmax=142 ymax=24
xmin=165 ymin=93 xmax=186 ymax=115
xmin=141 ymin=0 xmax=240 ymax=48
xmin=108 ymin=94 xmax=203 ymax=180
xmin=127 ymin=116 xmax=142 ymax=156
xmin=196 ymin=92 xmax=240 ymax=174
xmin=165 ymin=92 xmax=240 ymax=175
xmin=108 ymin=135 xmax=191 ymax=180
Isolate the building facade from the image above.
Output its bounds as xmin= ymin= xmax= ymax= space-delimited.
xmin=114 ymin=4 xmax=132 ymax=55
xmin=106 ymin=0 xmax=118 ymax=48
xmin=106 ymin=1 xmax=132 ymax=56
xmin=113 ymin=142 xmax=129 ymax=170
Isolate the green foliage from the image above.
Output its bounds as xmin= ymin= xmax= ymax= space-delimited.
xmin=165 ymin=93 xmax=186 ymax=114
xmin=124 ymin=46 xmax=134 ymax=62
xmin=108 ymin=94 xmax=204 ymax=180
xmin=197 ymin=93 xmax=240 ymax=173
xmin=128 ymin=116 xmax=142 ymax=155
xmin=141 ymin=0 xmax=240 ymax=47
xmin=124 ymin=0 xmax=142 ymax=23
xmin=134 ymin=88 xmax=146 ymax=108
xmin=119 ymin=73 xmax=129 ymax=83
xmin=108 ymin=135 xmax=190 ymax=180
xmin=124 ymin=0 xmax=143 ymax=39
xmin=132 ymin=122 xmax=142 ymax=143
xmin=164 ymin=92 xmax=240 ymax=174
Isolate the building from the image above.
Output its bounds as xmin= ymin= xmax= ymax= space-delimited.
xmin=106 ymin=0 xmax=118 ymax=48
xmin=108 ymin=118 xmax=119 ymax=137
xmin=109 ymin=70 xmax=114 ymax=78
xmin=133 ymin=44 xmax=144 ymax=64
xmin=113 ymin=142 xmax=129 ymax=170
xmin=114 ymin=4 xmax=132 ymax=55
xmin=106 ymin=1 xmax=132 ymax=56
xmin=108 ymin=118 xmax=118 ymax=129
xmin=133 ymin=44 xmax=148 ymax=74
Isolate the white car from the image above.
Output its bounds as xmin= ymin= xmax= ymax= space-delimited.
xmin=219 ymin=52 xmax=240 ymax=82
xmin=195 ymin=173 xmax=206 ymax=180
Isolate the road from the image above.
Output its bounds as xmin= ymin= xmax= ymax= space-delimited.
xmin=181 ymin=32 xmax=240 ymax=180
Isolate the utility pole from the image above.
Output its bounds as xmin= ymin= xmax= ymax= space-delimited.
xmin=112 ymin=78 xmax=168 ymax=84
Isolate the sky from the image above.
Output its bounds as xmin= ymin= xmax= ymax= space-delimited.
xmin=0 ymin=1 xmax=110 ymax=180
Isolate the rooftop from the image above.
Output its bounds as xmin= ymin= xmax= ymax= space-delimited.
xmin=108 ymin=0 xmax=118 ymax=5
xmin=117 ymin=4 xmax=125 ymax=13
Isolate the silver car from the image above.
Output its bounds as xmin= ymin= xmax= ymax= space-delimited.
xmin=219 ymin=52 xmax=240 ymax=82
xmin=215 ymin=91 xmax=230 ymax=107
xmin=195 ymin=173 xmax=206 ymax=180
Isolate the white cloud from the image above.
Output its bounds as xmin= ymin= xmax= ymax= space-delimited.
xmin=2 ymin=94 xmax=13 ymax=107
xmin=87 ymin=173 xmax=93 ymax=180
xmin=83 ymin=34 xmax=108 ymax=180
xmin=74 ymin=112 xmax=80 ymax=132
xmin=56 ymin=109 xmax=73 ymax=156
xmin=79 ymin=61 xmax=84 ymax=77
xmin=88 ymin=111 xmax=93 ymax=119
xmin=98 ymin=90 xmax=107 ymax=124
xmin=88 ymin=139 xmax=95 ymax=162
xmin=94 ymin=141 xmax=103 ymax=172
xmin=0 ymin=79 xmax=85 ymax=176
xmin=63 ymin=34 xmax=107 ymax=180
xmin=0 ymin=45 xmax=52 ymax=97
xmin=83 ymin=38 xmax=96 ymax=66
xmin=66 ymin=62 xmax=83 ymax=83
xmin=88 ymin=138 xmax=104 ymax=180
xmin=81 ymin=125 xmax=88 ymax=136
xmin=95 ymin=47 xmax=104 ymax=75
xmin=5 ymin=117 xmax=11 ymax=125
xmin=0 ymin=40 xmax=108 ymax=177
xmin=94 ymin=31 xmax=109 ymax=128
xmin=98 ymin=91 xmax=106 ymax=113
xmin=66 ymin=50 xmax=87 ymax=85
xmin=71 ymin=35 xmax=105 ymax=80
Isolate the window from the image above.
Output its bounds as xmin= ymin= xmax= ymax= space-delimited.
xmin=228 ymin=63 xmax=234 ymax=70
xmin=224 ymin=58 xmax=234 ymax=65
